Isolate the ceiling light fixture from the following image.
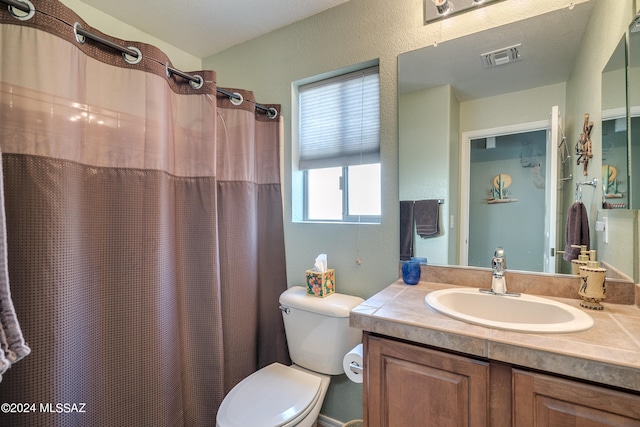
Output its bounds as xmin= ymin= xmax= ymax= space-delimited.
xmin=432 ymin=0 xmax=453 ymax=16
xmin=425 ymin=0 xmax=505 ymax=24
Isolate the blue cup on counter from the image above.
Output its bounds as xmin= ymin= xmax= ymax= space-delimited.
xmin=401 ymin=260 xmax=421 ymax=285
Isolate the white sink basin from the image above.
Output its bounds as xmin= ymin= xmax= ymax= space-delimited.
xmin=424 ymin=288 xmax=594 ymax=333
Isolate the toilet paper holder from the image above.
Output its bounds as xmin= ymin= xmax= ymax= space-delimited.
xmin=343 ymin=343 xmax=364 ymax=383
xmin=349 ymin=361 xmax=363 ymax=375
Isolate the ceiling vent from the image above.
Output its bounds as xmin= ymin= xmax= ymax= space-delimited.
xmin=481 ymin=44 xmax=522 ymax=68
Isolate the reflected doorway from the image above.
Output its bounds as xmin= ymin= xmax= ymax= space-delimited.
xmin=467 ymin=130 xmax=547 ymax=271
xmin=460 ymin=107 xmax=561 ymax=273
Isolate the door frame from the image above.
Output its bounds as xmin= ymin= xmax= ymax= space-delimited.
xmin=459 ymin=118 xmax=552 ymax=269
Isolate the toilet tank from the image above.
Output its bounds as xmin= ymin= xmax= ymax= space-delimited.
xmin=279 ymin=286 xmax=364 ymax=375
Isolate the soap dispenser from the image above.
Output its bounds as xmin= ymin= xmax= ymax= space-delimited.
xmin=570 ymin=245 xmax=589 ymax=275
xmin=578 ymin=251 xmax=607 ymax=310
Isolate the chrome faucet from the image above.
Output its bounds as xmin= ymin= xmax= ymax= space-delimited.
xmin=480 ymin=247 xmax=520 ymax=297
xmin=491 ymin=247 xmax=507 ymax=294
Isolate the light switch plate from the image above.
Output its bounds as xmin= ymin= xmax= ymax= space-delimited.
xmin=596 ymin=218 xmax=608 ymax=243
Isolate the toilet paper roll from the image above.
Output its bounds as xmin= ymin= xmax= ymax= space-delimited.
xmin=343 ymin=343 xmax=364 ymax=383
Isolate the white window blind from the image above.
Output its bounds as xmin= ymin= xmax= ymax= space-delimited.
xmin=298 ymin=66 xmax=380 ymax=169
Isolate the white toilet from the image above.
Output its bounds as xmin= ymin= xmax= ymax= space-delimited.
xmin=216 ymin=286 xmax=364 ymax=427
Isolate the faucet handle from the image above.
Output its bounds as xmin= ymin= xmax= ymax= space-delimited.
xmin=492 ymin=247 xmax=506 ymax=272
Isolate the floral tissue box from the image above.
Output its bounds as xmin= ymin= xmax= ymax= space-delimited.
xmin=305 ymin=269 xmax=335 ymax=297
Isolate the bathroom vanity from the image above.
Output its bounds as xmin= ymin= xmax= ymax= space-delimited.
xmin=350 ymin=266 xmax=640 ymax=426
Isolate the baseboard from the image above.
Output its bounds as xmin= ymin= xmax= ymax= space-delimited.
xmin=317 ymin=413 xmax=344 ymax=427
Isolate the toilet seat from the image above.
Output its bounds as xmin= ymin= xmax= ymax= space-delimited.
xmin=216 ymin=363 xmax=323 ymax=427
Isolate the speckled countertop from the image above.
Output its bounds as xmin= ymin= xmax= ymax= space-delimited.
xmin=350 ymin=277 xmax=640 ymax=393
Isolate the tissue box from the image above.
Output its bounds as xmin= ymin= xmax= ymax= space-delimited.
xmin=305 ymin=269 xmax=335 ymax=297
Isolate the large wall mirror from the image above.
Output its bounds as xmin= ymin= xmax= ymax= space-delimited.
xmin=398 ymin=0 xmax=637 ymax=280
xmin=601 ymin=36 xmax=628 ymax=210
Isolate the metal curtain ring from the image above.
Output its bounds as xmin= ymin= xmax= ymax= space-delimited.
xmin=8 ymin=0 xmax=34 ymax=21
xmin=122 ymin=46 xmax=142 ymax=65
xmin=230 ymin=92 xmax=243 ymax=106
xmin=267 ymin=107 xmax=278 ymax=120
xmin=189 ymin=75 xmax=204 ymax=90
xmin=73 ymin=22 xmax=86 ymax=43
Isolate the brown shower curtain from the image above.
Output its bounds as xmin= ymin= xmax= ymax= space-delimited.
xmin=0 ymin=1 xmax=289 ymax=426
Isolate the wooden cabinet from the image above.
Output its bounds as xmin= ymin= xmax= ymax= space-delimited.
xmin=364 ymin=333 xmax=493 ymax=427
xmin=364 ymin=333 xmax=640 ymax=427
xmin=513 ymin=369 xmax=640 ymax=426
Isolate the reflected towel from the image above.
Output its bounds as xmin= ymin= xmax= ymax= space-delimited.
xmin=415 ymin=199 xmax=440 ymax=238
xmin=563 ymin=201 xmax=590 ymax=261
xmin=400 ymin=201 xmax=414 ymax=260
xmin=0 ymin=150 xmax=30 ymax=381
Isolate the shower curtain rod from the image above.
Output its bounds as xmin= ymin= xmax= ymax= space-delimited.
xmin=2 ymin=0 xmax=278 ymax=119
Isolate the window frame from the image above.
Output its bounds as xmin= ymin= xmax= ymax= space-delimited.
xmin=302 ymin=165 xmax=381 ymax=224
xmin=293 ymin=61 xmax=382 ymax=225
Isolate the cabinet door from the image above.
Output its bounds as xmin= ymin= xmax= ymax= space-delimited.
xmin=513 ymin=369 xmax=640 ymax=426
xmin=364 ymin=334 xmax=490 ymax=427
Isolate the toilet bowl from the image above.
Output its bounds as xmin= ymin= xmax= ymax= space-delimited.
xmin=216 ymin=363 xmax=330 ymax=427
xmin=216 ymin=286 xmax=364 ymax=427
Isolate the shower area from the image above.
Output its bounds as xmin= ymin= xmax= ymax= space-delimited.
xmin=0 ymin=1 xmax=289 ymax=426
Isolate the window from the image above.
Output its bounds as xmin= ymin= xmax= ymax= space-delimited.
xmin=298 ymin=66 xmax=381 ymax=223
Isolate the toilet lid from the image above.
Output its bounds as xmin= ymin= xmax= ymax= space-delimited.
xmin=217 ymin=363 xmax=322 ymax=427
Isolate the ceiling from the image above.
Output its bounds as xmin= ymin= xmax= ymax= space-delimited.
xmin=77 ymin=0 xmax=351 ymax=58
xmin=398 ymin=1 xmax=596 ymax=101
